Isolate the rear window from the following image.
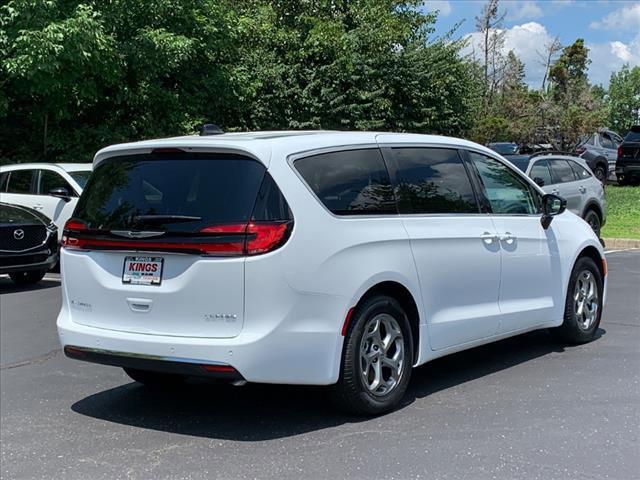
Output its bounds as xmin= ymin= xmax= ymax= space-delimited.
xmin=294 ymin=149 xmax=395 ymax=215
xmin=74 ymin=153 xmax=268 ymax=232
xmin=624 ymin=129 xmax=640 ymax=142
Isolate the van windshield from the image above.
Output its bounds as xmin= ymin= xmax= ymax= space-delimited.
xmin=74 ymin=153 xmax=266 ymax=232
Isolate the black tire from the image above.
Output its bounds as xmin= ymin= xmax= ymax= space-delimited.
xmin=616 ymin=175 xmax=628 ymax=186
xmin=332 ymin=295 xmax=414 ymax=415
xmin=552 ymin=256 xmax=603 ymax=344
xmin=593 ymin=164 xmax=607 ymax=183
xmin=124 ymin=368 xmax=186 ymax=388
xmin=583 ymin=209 xmax=601 ymax=237
xmin=9 ymin=269 xmax=46 ymax=285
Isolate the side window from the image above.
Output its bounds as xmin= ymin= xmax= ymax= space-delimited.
xmin=549 ymin=159 xmax=578 ymax=184
xmin=294 ymin=149 xmax=395 ymax=215
xmin=387 ymin=147 xmax=478 ymax=214
xmin=586 ymin=135 xmax=596 ymax=146
xmin=599 ymin=133 xmax=615 ymax=149
xmin=530 ymin=160 xmax=553 ymax=186
xmin=568 ymin=161 xmax=592 ymax=180
xmin=469 ymin=152 xmax=537 ymax=215
xmin=0 ymin=172 xmax=8 ymax=192
xmin=38 ymin=170 xmax=76 ymax=196
xmin=6 ymin=170 xmax=35 ymax=194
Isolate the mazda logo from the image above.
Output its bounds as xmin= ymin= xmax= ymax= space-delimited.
xmin=13 ymin=229 xmax=25 ymax=240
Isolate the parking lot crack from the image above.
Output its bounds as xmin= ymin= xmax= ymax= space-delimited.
xmin=0 ymin=348 xmax=61 ymax=370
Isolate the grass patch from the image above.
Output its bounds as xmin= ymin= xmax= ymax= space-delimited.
xmin=601 ymin=185 xmax=640 ymax=239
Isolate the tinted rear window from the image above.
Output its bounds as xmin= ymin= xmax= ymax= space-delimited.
xmin=387 ymin=148 xmax=478 ymax=214
xmin=624 ymin=130 xmax=640 ymax=142
xmin=74 ymin=154 xmax=267 ymax=231
xmin=294 ymin=149 xmax=395 ymax=215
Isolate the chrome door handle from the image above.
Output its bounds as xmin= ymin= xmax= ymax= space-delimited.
xmin=480 ymin=232 xmax=498 ymax=244
xmin=32 ymin=204 xmax=44 ymax=210
xmin=579 ymin=186 xmax=586 ymax=193
xmin=500 ymin=232 xmax=516 ymax=244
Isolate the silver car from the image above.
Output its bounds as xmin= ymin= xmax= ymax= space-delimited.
xmin=576 ymin=129 xmax=623 ymax=182
xmin=508 ymin=154 xmax=606 ymax=237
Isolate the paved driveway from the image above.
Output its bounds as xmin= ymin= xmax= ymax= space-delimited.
xmin=1 ymin=251 xmax=639 ymax=480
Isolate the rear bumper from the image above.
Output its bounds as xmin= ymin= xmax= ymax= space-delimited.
xmin=63 ymin=345 xmax=244 ymax=380
xmin=615 ymin=164 xmax=640 ymax=178
xmin=57 ymin=305 xmax=345 ymax=386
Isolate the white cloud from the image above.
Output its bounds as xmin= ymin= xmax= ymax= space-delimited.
xmin=587 ymin=33 xmax=640 ymax=85
xmin=504 ymin=1 xmax=543 ymax=20
xmin=590 ymin=3 xmax=640 ymax=31
xmin=423 ymin=0 xmax=452 ymax=17
xmin=462 ymin=22 xmax=554 ymax=88
xmin=462 ymin=22 xmax=640 ymax=88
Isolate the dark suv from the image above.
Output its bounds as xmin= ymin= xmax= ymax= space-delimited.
xmin=616 ymin=126 xmax=640 ymax=186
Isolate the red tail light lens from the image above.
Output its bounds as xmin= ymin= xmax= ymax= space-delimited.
xmin=62 ymin=220 xmax=292 ymax=256
xmin=575 ymin=146 xmax=586 ymax=155
xmin=617 ymin=145 xmax=623 ymax=158
xmin=246 ymin=222 xmax=290 ymax=254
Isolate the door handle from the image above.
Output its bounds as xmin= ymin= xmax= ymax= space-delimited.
xmin=500 ymin=232 xmax=516 ymax=244
xmin=551 ymin=189 xmax=560 ymax=195
xmin=32 ymin=204 xmax=44 ymax=210
xmin=579 ymin=186 xmax=586 ymax=193
xmin=480 ymin=232 xmax=499 ymax=244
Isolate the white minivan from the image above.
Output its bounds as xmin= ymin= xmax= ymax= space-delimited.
xmin=0 ymin=163 xmax=92 ymax=240
xmin=57 ymin=131 xmax=606 ymax=414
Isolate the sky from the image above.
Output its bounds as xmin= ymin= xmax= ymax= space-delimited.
xmin=422 ymin=0 xmax=640 ymax=88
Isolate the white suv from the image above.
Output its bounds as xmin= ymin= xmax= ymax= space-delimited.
xmin=57 ymin=132 xmax=606 ymax=414
xmin=0 ymin=163 xmax=92 ymax=240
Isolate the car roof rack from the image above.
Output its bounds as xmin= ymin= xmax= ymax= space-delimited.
xmin=529 ymin=150 xmax=578 ymax=158
xmin=200 ymin=124 xmax=224 ymax=136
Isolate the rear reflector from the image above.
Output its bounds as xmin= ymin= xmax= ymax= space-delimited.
xmin=341 ymin=307 xmax=356 ymax=336
xmin=200 ymin=364 xmax=237 ymax=373
xmin=602 ymin=257 xmax=608 ymax=277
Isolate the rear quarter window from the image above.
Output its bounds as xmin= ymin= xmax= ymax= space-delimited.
xmin=294 ymin=149 xmax=396 ymax=215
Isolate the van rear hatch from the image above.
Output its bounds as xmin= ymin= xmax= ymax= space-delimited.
xmin=62 ymin=151 xmax=292 ymax=338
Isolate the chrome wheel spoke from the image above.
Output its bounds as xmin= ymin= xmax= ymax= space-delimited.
xmin=359 ymin=313 xmax=404 ymax=396
xmin=573 ymin=270 xmax=599 ymax=331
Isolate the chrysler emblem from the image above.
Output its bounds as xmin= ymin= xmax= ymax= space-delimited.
xmin=13 ymin=229 xmax=25 ymax=240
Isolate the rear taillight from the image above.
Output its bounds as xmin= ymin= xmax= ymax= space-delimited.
xmin=61 ymin=218 xmax=88 ymax=248
xmin=575 ymin=146 xmax=586 ymax=155
xmin=62 ymin=219 xmax=292 ymax=256
xmin=617 ymin=145 xmax=623 ymax=158
xmin=198 ymin=221 xmax=292 ymax=256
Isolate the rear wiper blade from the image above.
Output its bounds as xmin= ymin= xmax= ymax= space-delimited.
xmin=132 ymin=215 xmax=202 ymax=224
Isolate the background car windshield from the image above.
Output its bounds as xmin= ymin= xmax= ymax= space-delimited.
xmin=73 ymin=154 xmax=266 ymax=231
xmin=69 ymin=171 xmax=92 ymax=189
xmin=489 ymin=143 xmax=519 ymax=155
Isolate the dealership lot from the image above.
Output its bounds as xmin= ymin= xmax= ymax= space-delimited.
xmin=1 ymin=250 xmax=639 ymax=480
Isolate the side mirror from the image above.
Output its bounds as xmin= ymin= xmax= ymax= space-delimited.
xmin=49 ymin=187 xmax=71 ymax=202
xmin=533 ymin=176 xmax=545 ymax=187
xmin=541 ymin=193 xmax=566 ymax=229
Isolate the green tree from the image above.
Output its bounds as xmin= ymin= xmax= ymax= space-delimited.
xmin=607 ymin=65 xmax=640 ymax=133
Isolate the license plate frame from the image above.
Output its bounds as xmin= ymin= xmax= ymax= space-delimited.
xmin=122 ymin=256 xmax=164 ymax=286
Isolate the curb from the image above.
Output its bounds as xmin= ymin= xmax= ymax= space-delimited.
xmin=602 ymin=238 xmax=640 ymax=250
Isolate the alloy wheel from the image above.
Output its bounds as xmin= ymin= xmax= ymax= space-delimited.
xmin=573 ymin=270 xmax=598 ymax=330
xmin=359 ymin=313 xmax=405 ymax=396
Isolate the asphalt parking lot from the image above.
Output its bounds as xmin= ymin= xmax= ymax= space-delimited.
xmin=1 ymin=250 xmax=639 ymax=480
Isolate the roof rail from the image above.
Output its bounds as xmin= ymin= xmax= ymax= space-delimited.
xmin=200 ymin=124 xmax=224 ymax=136
xmin=529 ymin=150 xmax=578 ymax=158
